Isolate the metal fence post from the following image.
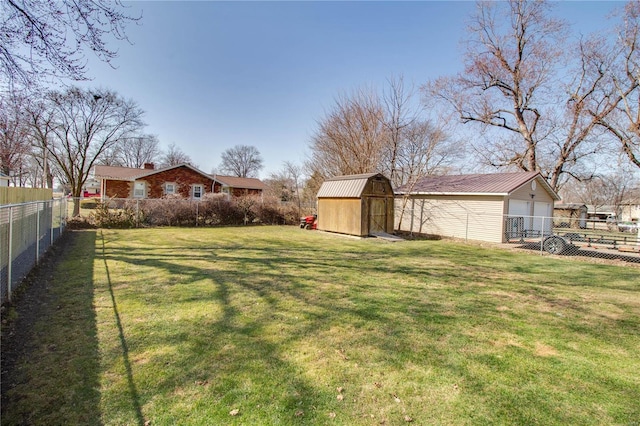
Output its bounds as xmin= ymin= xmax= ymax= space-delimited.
xmin=7 ymin=206 xmax=13 ymax=303
xmin=36 ymin=201 xmax=41 ymax=265
xmin=465 ymin=212 xmax=469 ymax=242
xmin=540 ymin=216 xmax=545 ymax=255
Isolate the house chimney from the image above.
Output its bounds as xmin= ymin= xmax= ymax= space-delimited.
xmin=144 ymin=163 xmax=155 ymax=170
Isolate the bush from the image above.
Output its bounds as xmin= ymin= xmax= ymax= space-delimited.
xmin=80 ymin=198 xmax=99 ymax=209
xmin=90 ymin=199 xmax=137 ymax=228
xmin=80 ymin=196 xmax=314 ymax=229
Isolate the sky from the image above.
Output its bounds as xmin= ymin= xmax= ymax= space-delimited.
xmin=77 ymin=1 xmax=626 ymax=178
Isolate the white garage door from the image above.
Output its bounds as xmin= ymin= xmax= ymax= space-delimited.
xmin=533 ymin=202 xmax=552 ymax=235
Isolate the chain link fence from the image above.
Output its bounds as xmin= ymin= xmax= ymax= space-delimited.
xmin=396 ymin=206 xmax=640 ymax=264
xmin=1 ymin=198 xmax=69 ymax=304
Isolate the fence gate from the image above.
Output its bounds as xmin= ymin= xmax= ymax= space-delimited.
xmin=505 ymin=216 xmax=524 ymax=242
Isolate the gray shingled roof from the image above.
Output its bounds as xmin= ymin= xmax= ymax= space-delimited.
xmin=317 ymin=173 xmax=380 ymax=198
xmin=396 ymin=172 xmax=559 ymax=200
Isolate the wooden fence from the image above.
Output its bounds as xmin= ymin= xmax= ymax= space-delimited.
xmin=0 ymin=187 xmax=53 ymax=205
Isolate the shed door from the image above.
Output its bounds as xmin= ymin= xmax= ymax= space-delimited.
xmin=508 ymin=200 xmax=531 ymax=229
xmin=369 ymin=198 xmax=387 ymax=233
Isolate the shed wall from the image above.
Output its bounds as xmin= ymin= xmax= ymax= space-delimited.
xmin=395 ymin=195 xmax=505 ymax=243
xmin=318 ymin=198 xmax=363 ymax=235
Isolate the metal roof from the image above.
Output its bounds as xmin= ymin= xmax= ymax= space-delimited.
xmin=317 ymin=173 xmax=381 ymax=198
xmin=395 ymin=172 xmax=560 ymax=200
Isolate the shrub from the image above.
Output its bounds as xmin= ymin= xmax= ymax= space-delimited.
xmin=90 ymin=199 xmax=137 ymax=228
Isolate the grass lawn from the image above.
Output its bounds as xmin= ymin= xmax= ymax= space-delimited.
xmin=2 ymin=226 xmax=639 ymax=425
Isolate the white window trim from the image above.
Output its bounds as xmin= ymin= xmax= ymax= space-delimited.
xmin=164 ymin=182 xmax=177 ymax=195
xmin=192 ymin=184 xmax=204 ymax=200
xmin=133 ymin=181 xmax=146 ymax=199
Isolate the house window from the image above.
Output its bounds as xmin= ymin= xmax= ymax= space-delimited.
xmin=165 ymin=182 xmax=176 ymax=195
xmin=133 ymin=181 xmax=146 ymax=198
xmin=192 ymin=184 xmax=203 ymax=200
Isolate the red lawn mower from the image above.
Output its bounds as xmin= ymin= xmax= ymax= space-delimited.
xmin=299 ymin=214 xmax=317 ymax=230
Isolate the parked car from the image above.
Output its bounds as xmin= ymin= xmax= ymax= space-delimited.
xmin=617 ymin=222 xmax=639 ymax=233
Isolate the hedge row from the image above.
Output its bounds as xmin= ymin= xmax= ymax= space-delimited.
xmin=70 ymin=195 xmax=309 ymax=229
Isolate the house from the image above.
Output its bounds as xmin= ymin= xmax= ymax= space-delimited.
xmin=316 ymin=173 xmax=395 ymax=237
xmin=0 ymin=172 xmax=9 ymax=187
xmin=93 ymin=163 xmax=266 ymax=200
xmin=213 ymin=175 xmax=267 ymax=197
xmin=395 ymin=171 xmax=560 ymax=243
xmin=619 ymin=202 xmax=640 ymax=223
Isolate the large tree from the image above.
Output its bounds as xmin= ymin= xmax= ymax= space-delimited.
xmin=308 ymin=82 xmax=456 ymax=191
xmin=32 ymin=87 xmax=145 ymax=215
xmin=219 ymin=145 xmax=264 ymax=178
xmin=427 ymin=0 xmax=628 ymax=191
xmin=592 ymin=2 xmax=640 ymax=168
xmin=309 ymin=87 xmax=388 ymax=177
xmin=1 ymin=0 xmax=139 ymax=89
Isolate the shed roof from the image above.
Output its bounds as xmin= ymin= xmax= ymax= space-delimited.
xmin=396 ymin=172 xmax=560 ymax=200
xmin=317 ymin=173 xmax=382 ymax=198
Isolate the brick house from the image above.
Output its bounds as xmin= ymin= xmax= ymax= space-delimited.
xmin=93 ymin=163 xmax=266 ymax=200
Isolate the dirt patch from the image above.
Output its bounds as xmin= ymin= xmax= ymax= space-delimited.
xmin=1 ymin=231 xmax=75 ymax=410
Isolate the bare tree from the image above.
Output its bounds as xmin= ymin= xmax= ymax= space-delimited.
xmin=592 ymin=2 xmax=640 ymax=168
xmin=117 ymin=134 xmax=161 ymax=168
xmin=31 ymin=87 xmax=145 ymax=215
xmin=573 ymin=171 xmax=637 ymax=220
xmin=219 ymin=145 xmax=264 ymax=178
xmin=0 ymin=92 xmax=31 ymax=185
xmin=160 ymin=142 xmax=193 ymax=168
xmin=1 ymin=0 xmax=139 ymax=89
xmin=426 ymin=0 xmax=627 ymax=191
xmin=308 ymin=87 xmax=388 ymax=178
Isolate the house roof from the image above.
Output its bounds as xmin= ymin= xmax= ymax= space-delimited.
xmin=93 ymin=164 xmax=266 ymax=190
xmin=396 ymin=172 xmax=560 ymax=200
xmin=212 ymin=175 xmax=267 ymax=190
xmin=317 ymin=173 xmax=383 ymax=198
xmin=94 ymin=165 xmax=150 ymax=180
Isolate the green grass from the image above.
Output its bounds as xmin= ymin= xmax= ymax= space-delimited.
xmin=2 ymin=227 xmax=640 ymax=425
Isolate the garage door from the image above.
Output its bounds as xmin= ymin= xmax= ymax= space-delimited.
xmin=533 ymin=202 xmax=552 ymax=235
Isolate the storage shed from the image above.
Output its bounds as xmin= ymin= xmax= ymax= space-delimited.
xmin=395 ymin=172 xmax=560 ymax=243
xmin=317 ymin=173 xmax=394 ymax=237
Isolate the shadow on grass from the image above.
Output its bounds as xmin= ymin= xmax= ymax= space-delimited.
xmin=94 ymin=228 xmax=640 ymax=424
xmin=513 ymin=241 xmax=640 ymax=264
xmin=1 ymin=230 xmax=103 ymax=426
xmin=99 ymin=230 xmax=145 ymax=426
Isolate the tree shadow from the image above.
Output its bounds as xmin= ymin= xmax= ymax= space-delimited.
xmin=1 ymin=231 xmax=103 ymax=425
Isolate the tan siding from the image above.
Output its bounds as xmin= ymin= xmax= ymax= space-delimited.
xmin=318 ymin=199 xmax=363 ymax=236
xmin=395 ymin=195 xmax=505 ymax=243
xmin=509 ymin=179 xmax=554 ymax=203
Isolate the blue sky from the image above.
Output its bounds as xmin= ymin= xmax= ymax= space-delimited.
xmin=78 ymin=1 xmax=625 ymax=177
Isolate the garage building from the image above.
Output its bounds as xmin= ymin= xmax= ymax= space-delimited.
xmin=395 ymin=172 xmax=560 ymax=243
